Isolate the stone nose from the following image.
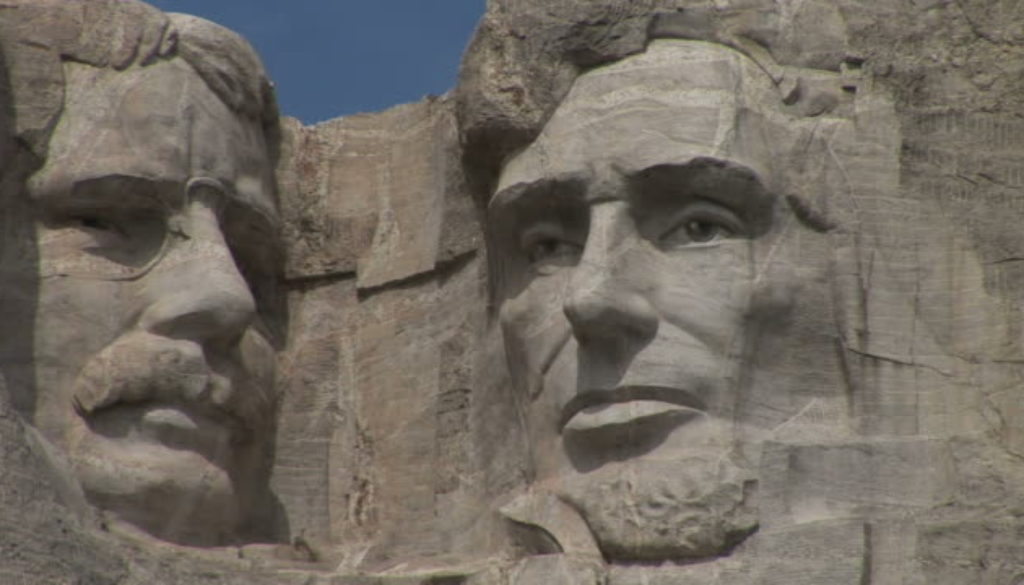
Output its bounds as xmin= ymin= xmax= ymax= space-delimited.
xmin=139 ymin=199 xmax=255 ymax=346
xmin=563 ymin=285 xmax=659 ymax=347
xmin=562 ymin=204 xmax=658 ymax=348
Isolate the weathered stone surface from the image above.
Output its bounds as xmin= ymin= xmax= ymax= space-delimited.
xmin=270 ymin=89 xmax=494 ymax=572
xmin=455 ymin=0 xmax=1024 ymax=582
xmin=1 ymin=0 xmax=284 ymax=551
xmin=3 ymin=0 xmax=1024 ymax=583
xmin=278 ymin=98 xmax=478 ymax=285
xmin=758 ymin=438 xmax=957 ymax=529
xmin=272 ymin=252 xmax=492 ymax=565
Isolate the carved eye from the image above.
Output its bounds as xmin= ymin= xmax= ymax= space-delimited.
xmin=74 ymin=213 xmax=122 ymax=235
xmin=679 ymin=218 xmax=732 ymax=242
xmin=39 ymin=207 xmax=168 ymax=279
xmin=520 ymin=223 xmax=582 ymax=273
xmin=527 ymin=238 xmax=579 ymax=264
xmin=658 ymin=202 xmax=743 ymax=248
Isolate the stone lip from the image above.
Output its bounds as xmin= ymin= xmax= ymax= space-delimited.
xmin=559 ymin=385 xmax=706 ymax=431
xmin=87 ymin=401 xmax=245 ymax=458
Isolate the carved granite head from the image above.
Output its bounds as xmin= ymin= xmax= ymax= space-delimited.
xmin=462 ymin=10 xmax=858 ymax=562
xmin=0 ymin=1 xmax=283 ymax=546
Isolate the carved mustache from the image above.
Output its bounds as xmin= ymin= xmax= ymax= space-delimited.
xmin=70 ymin=331 xmax=274 ymax=436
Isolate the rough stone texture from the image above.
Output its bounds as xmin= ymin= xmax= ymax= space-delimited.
xmin=268 ymin=96 xmax=505 ymax=574
xmin=276 ymin=99 xmax=478 ymax=283
xmin=2 ymin=0 xmax=1024 ymax=583
xmin=454 ymin=0 xmax=1024 ymax=583
xmin=1 ymin=0 xmax=500 ymax=580
xmin=2 ymin=4 xmax=285 ymax=551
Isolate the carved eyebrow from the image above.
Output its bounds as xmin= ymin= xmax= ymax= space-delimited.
xmin=632 ymin=158 xmax=773 ymax=200
xmin=43 ymin=174 xmax=180 ymax=214
xmin=629 ymin=159 xmax=772 ymax=202
xmin=489 ymin=174 xmax=588 ymax=214
xmin=43 ymin=174 xmax=282 ymax=242
xmin=628 ymin=159 xmax=777 ymax=235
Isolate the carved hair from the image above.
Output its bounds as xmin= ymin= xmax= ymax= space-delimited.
xmin=455 ymin=0 xmax=853 ymax=202
xmin=0 ymin=0 xmax=279 ymax=171
xmin=169 ymin=13 xmax=280 ymax=137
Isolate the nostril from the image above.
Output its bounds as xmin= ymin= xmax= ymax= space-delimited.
xmin=564 ymin=289 xmax=658 ymax=345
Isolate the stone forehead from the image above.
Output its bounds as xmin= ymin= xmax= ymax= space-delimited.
xmin=559 ymin=40 xmax=774 ymax=108
xmin=29 ymin=59 xmax=275 ymax=216
xmin=496 ymin=40 xmax=791 ymax=196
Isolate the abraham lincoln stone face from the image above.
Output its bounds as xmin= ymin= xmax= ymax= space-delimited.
xmin=489 ymin=39 xmax=838 ymax=561
xmin=5 ymin=53 xmax=282 ymax=546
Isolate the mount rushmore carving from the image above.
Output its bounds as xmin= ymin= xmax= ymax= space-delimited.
xmin=1 ymin=1 xmax=1023 ymax=583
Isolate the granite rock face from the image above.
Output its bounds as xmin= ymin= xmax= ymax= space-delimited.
xmin=1 ymin=0 xmax=1024 ymax=583
xmin=271 ymin=97 xmax=495 ymax=564
xmin=457 ymin=1 xmax=1024 ymax=582
xmin=2 ymin=0 xmax=284 ymax=551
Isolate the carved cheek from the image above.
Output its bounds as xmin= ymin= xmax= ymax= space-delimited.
xmin=651 ymin=242 xmax=756 ymax=354
xmin=498 ymin=280 xmax=572 ymax=396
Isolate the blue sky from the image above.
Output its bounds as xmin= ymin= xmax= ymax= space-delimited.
xmin=148 ymin=1 xmax=485 ymax=124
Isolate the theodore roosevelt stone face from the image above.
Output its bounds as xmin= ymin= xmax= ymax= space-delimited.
xmin=10 ymin=52 xmax=282 ymax=546
xmin=489 ymin=39 xmax=837 ymax=561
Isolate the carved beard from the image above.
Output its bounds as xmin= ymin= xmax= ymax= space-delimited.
xmin=555 ymin=452 xmax=758 ymax=562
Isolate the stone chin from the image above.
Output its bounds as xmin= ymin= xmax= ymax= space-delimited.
xmin=555 ymin=453 xmax=758 ymax=562
xmin=70 ymin=436 xmax=241 ymax=546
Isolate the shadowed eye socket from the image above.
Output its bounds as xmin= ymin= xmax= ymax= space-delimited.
xmin=73 ymin=214 xmax=122 ymax=235
xmin=33 ymin=174 xmax=179 ymax=277
xmin=520 ymin=223 xmax=583 ymax=274
xmin=39 ymin=205 xmax=169 ymax=278
xmin=527 ymin=238 xmax=580 ymax=264
xmin=657 ymin=200 xmax=745 ymax=249
xmin=630 ymin=160 xmax=775 ymax=246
